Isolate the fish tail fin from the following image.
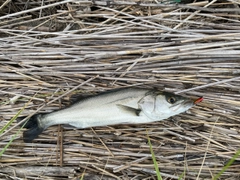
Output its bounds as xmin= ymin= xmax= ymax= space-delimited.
xmin=20 ymin=114 xmax=45 ymax=143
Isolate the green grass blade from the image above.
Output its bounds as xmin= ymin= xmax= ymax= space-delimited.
xmin=178 ymin=168 xmax=186 ymax=180
xmin=213 ymin=149 xmax=240 ymax=180
xmin=0 ymin=129 xmax=21 ymax=157
xmin=80 ymin=173 xmax=85 ymax=180
xmin=0 ymin=105 xmax=27 ymax=157
xmin=147 ymin=131 xmax=162 ymax=180
xmin=0 ymin=107 xmax=24 ymax=135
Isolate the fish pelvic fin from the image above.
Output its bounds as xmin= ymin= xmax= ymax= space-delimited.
xmin=20 ymin=114 xmax=45 ymax=143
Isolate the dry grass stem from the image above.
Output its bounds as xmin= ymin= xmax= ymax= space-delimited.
xmin=0 ymin=0 xmax=240 ymax=179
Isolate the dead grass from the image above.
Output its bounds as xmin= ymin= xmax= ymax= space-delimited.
xmin=0 ymin=0 xmax=240 ymax=179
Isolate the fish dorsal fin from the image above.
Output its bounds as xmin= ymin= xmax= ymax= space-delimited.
xmin=117 ymin=104 xmax=141 ymax=116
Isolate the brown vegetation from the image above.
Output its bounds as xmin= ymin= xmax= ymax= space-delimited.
xmin=0 ymin=0 xmax=240 ymax=179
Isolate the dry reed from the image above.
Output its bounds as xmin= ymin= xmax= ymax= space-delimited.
xmin=0 ymin=0 xmax=240 ymax=179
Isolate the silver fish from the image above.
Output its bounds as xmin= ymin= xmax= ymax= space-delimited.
xmin=21 ymin=88 xmax=201 ymax=142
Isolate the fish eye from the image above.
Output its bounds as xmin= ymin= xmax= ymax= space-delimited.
xmin=168 ymin=97 xmax=176 ymax=104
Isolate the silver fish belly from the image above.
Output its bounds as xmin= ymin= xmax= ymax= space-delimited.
xmin=21 ymin=88 xmax=195 ymax=142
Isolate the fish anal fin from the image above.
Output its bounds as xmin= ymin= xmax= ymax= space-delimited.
xmin=117 ymin=104 xmax=141 ymax=116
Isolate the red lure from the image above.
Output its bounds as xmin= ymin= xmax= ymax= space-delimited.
xmin=194 ymin=97 xmax=204 ymax=104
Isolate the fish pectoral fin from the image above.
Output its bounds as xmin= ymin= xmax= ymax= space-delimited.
xmin=117 ymin=104 xmax=141 ymax=116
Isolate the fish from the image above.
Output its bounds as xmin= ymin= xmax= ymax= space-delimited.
xmin=20 ymin=88 xmax=203 ymax=143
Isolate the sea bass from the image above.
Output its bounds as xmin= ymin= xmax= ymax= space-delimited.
xmin=21 ymin=88 xmax=202 ymax=142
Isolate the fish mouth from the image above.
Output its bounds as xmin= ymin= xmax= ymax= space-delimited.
xmin=171 ymin=99 xmax=194 ymax=112
xmin=182 ymin=99 xmax=194 ymax=108
xmin=181 ymin=97 xmax=203 ymax=107
xmin=174 ymin=97 xmax=203 ymax=111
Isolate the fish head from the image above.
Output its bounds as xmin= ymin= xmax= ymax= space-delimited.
xmin=138 ymin=91 xmax=195 ymax=120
